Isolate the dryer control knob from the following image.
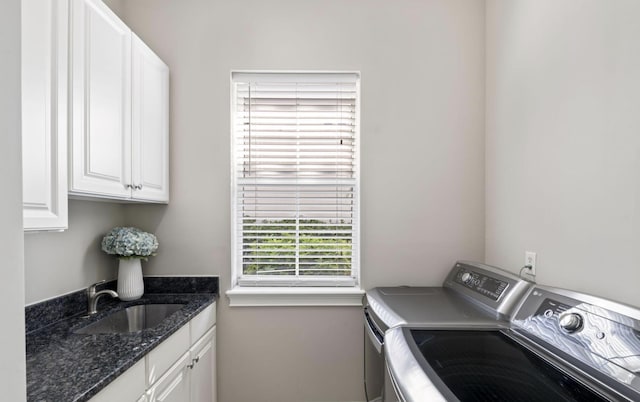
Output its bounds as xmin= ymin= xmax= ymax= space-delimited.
xmin=461 ymin=272 xmax=472 ymax=283
xmin=559 ymin=313 xmax=583 ymax=333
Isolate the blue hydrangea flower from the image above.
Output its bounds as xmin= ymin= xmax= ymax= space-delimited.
xmin=101 ymin=227 xmax=159 ymax=259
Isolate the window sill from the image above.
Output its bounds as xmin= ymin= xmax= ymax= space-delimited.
xmin=226 ymin=286 xmax=365 ymax=307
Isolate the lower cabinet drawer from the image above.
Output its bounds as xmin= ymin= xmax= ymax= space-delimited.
xmin=90 ymin=359 xmax=145 ymax=402
xmin=190 ymin=303 xmax=216 ymax=344
xmin=146 ymin=325 xmax=190 ymax=387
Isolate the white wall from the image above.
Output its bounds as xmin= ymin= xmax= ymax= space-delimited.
xmin=0 ymin=0 xmax=27 ymax=398
xmin=486 ymin=0 xmax=640 ymax=307
xmin=119 ymin=0 xmax=486 ymax=400
xmin=24 ymin=201 xmax=125 ymax=304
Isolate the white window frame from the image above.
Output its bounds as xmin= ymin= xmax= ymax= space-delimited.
xmin=227 ymin=71 xmax=363 ymax=306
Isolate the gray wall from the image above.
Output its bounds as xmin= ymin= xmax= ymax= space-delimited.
xmin=119 ymin=0 xmax=486 ymax=400
xmin=485 ymin=0 xmax=640 ymax=307
xmin=0 ymin=0 xmax=26 ymax=398
xmin=24 ymin=201 xmax=124 ymax=304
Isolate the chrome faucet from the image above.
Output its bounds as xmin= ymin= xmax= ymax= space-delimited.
xmin=87 ymin=280 xmax=119 ymax=315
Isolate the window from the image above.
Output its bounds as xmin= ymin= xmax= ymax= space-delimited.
xmin=230 ymin=72 xmax=360 ymax=293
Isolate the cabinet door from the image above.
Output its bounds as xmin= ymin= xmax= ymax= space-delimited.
xmin=69 ymin=0 xmax=132 ymax=199
xmin=190 ymin=327 xmax=216 ymax=402
xmin=147 ymin=352 xmax=191 ymax=402
xmin=22 ymin=0 xmax=68 ymax=231
xmin=131 ymin=34 xmax=170 ymax=203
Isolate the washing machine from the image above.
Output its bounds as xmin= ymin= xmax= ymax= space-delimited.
xmin=363 ymin=261 xmax=533 ymax=401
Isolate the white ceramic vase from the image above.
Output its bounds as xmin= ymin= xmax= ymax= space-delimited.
xmin=117 ymin=258 xmax=144 ymax=301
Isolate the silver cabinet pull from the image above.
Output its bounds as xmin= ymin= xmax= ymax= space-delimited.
xmin=187 ymin=356 xmax=200 ymax=369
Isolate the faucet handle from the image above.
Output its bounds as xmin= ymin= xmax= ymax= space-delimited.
xmin=88 ymin=279 xmax=106 ymax=293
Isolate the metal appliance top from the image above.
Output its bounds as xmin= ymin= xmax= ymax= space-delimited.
xmin=512 ymin=284 xmax=640 ymax=399
xmin=365 ymin=261 xmax=534 ymax=333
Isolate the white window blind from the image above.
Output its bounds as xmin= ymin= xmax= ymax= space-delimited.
xmin=231 ymin=72 xmax=360 ymax=287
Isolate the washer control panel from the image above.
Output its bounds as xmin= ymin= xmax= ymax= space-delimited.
xmin=533 ymin=298 xmax=585 ymax=333
xmin=454 ymin=267 xmax=509 ymax=301
xmin=513 ymin=286 xmax=640 ymax=397
xmin=534 ymin=297 xmax=571 ymax=318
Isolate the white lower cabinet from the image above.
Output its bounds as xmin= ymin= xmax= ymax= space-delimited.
xmin=147 ymin=353 xmax=191 ymax=402
xmin=90 ymin=302 xmax=216 ymax=402
xmin=146 ymin=326 xmax=217 ymax=402
xmin=190 ymin=327 xmax=216 ymax=402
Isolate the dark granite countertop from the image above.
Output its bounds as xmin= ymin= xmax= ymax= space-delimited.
xmin=26 ymin=277 xmax=218 ymax=402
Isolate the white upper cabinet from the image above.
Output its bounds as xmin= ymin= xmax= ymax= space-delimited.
xmin=22 ymin=0 xmax=69 ymax=231
xmin=69 ymin=0 xmax=169 ymax=203
xmin=69 ymin=0 xmax=132 ymax=199
xmin=132 ymin=34 xmax=170 ymax=202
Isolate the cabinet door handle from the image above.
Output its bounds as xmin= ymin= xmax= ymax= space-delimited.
xmin=124 ymin=184 xmax=133 ymax=189
xmin=187 ymin=356 xmax=200 ymax=370
xmin=134 ymin=184 xmax=143 ymax=190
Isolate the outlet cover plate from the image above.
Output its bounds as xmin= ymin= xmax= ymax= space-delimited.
xmin=525 ymin=251 xmax=537 ymax=276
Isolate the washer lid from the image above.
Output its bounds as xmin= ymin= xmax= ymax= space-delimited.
xmin=386 ymin=328 xmax=620 ymax=402
xmin=366 ymin=287 xmax=505 ymax=332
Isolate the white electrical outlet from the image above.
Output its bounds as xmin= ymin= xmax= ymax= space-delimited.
xmin=525 ymin=251 xmax=537 ymax=276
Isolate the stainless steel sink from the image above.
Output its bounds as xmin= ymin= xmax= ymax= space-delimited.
xmin=75 ymin=304 xmax=185 ymax=334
